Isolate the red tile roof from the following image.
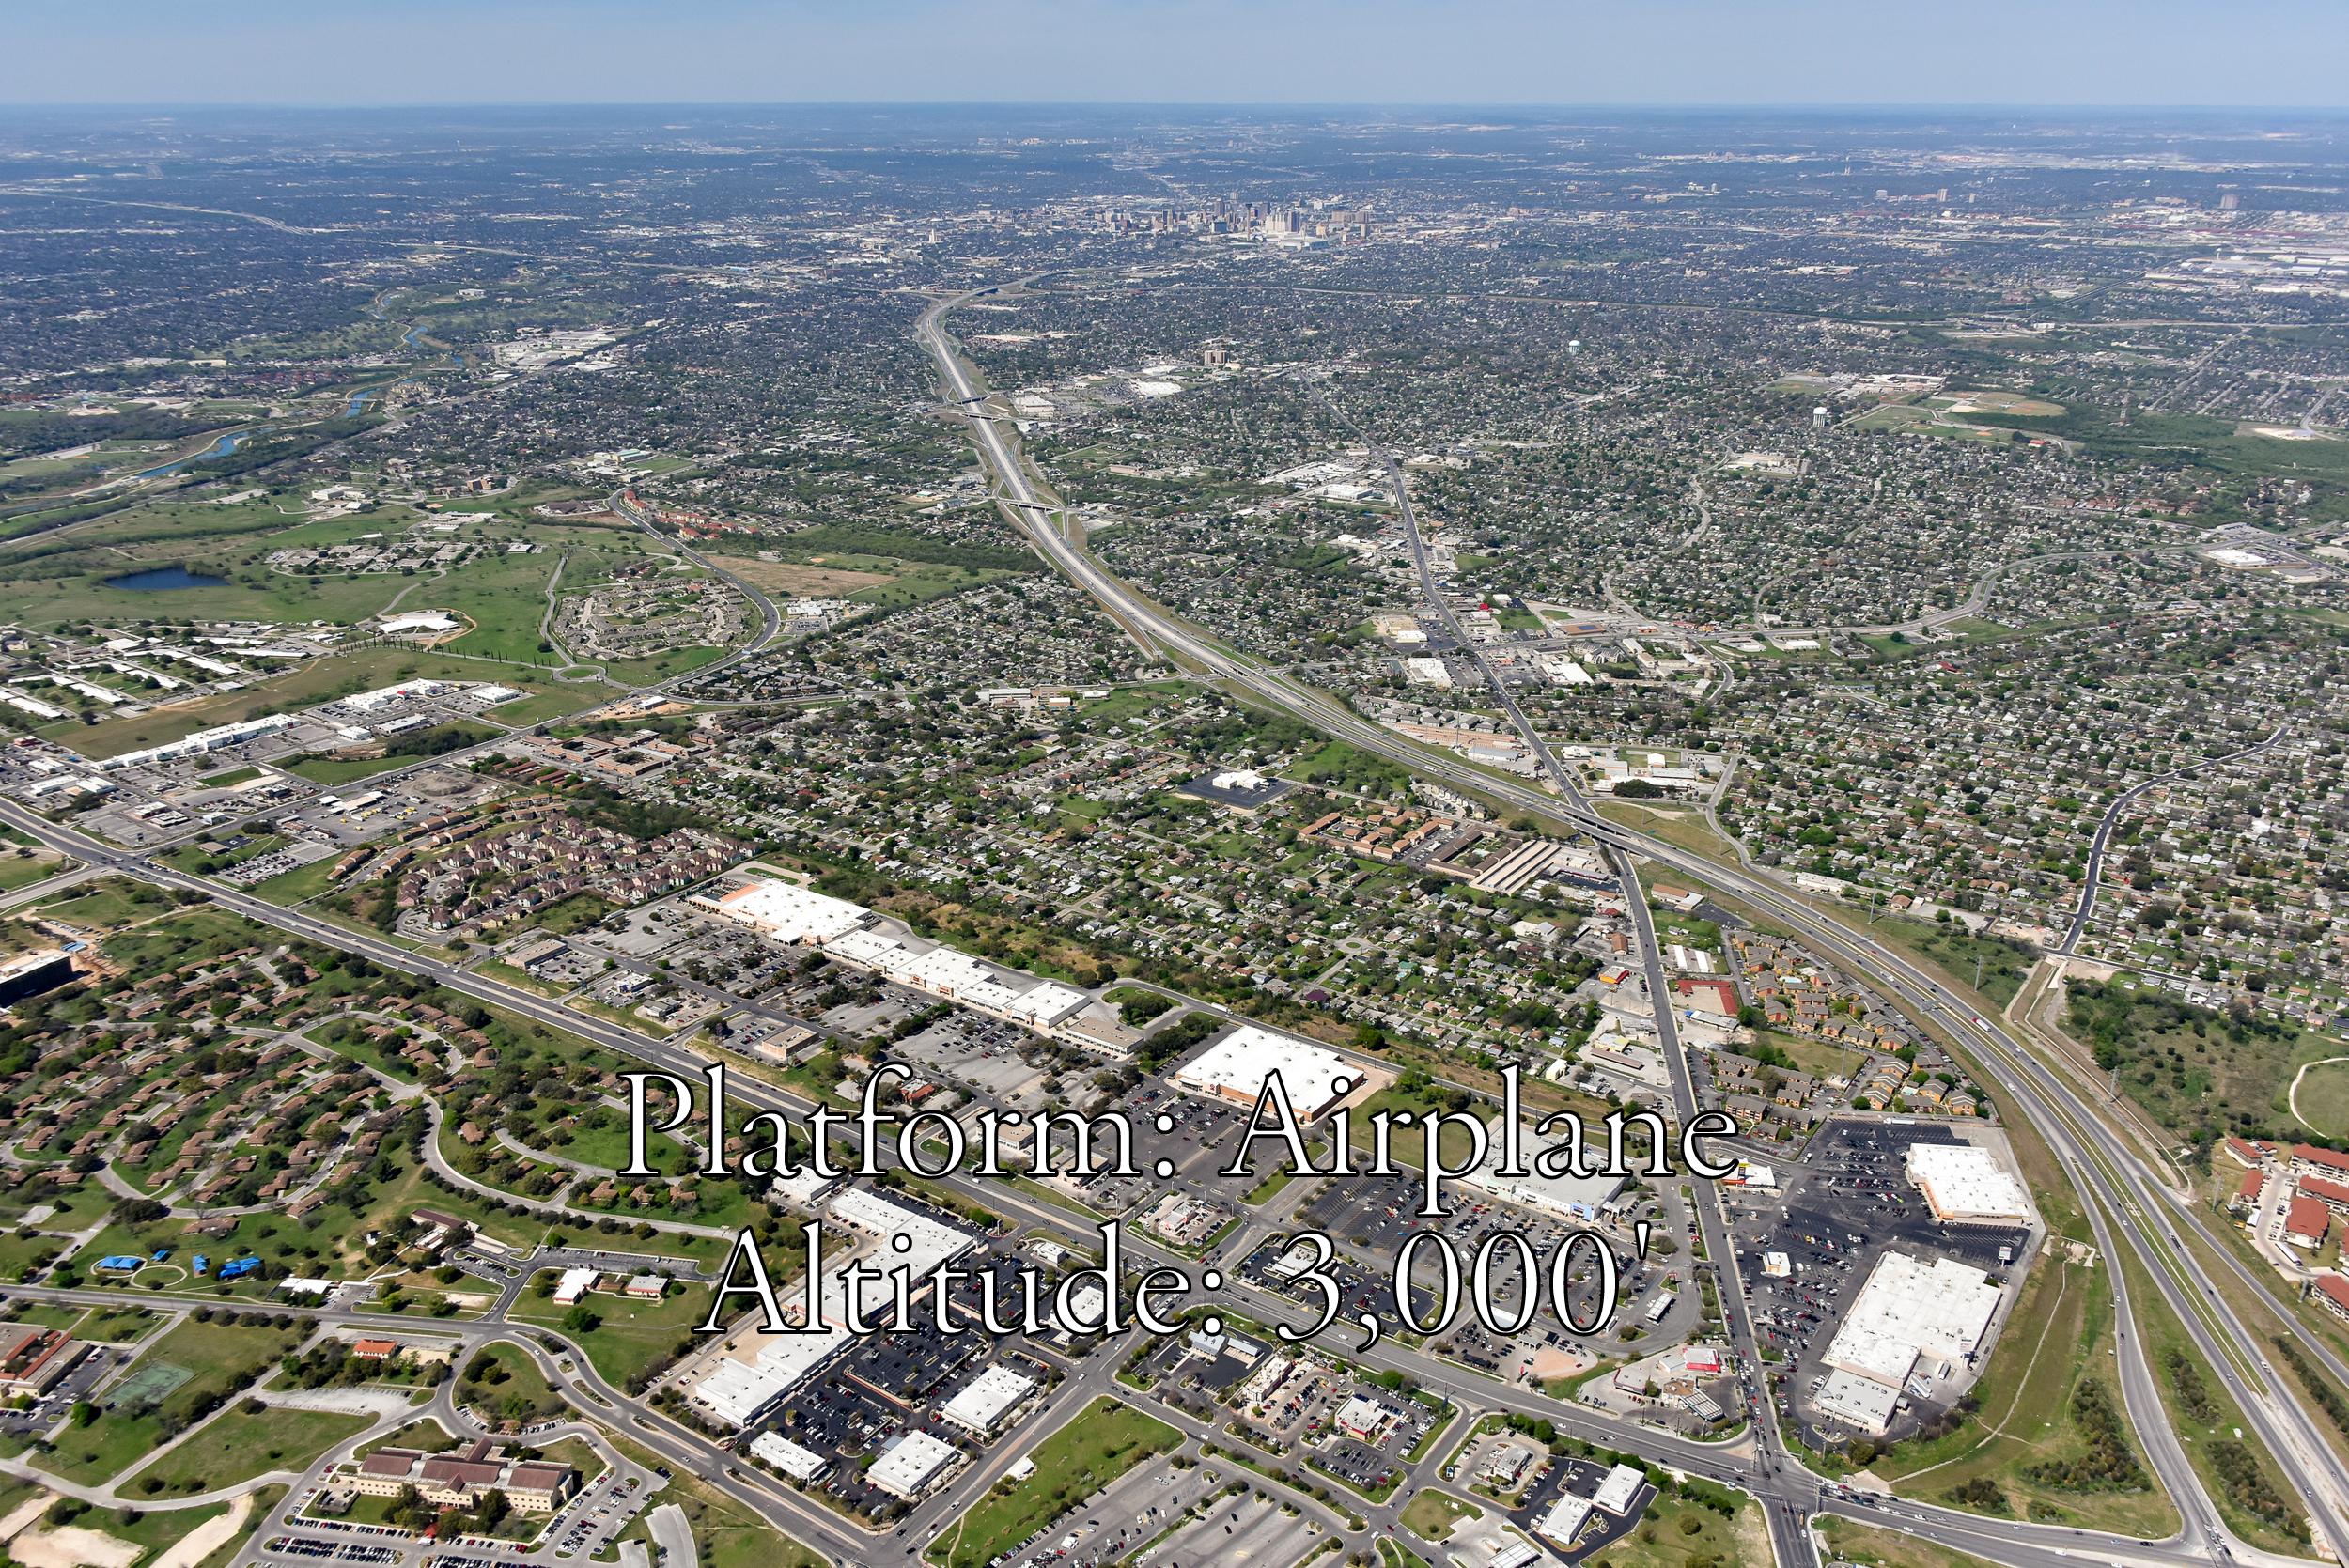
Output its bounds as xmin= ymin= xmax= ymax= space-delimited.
xmin=2302 ymin=1174 xmax=2349 ymax=1208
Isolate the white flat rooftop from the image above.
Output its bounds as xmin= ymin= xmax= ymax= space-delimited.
xmin=1906 ymin=1142 xmax=2030 ymax=1224
xmin=1171 ymin=1024 xmax=1361 ymax=1115
xmin=1823 ymin=1250 xmax=2001 ymax=1393
xmin=704 ymin=877 xmax=872 ymax=945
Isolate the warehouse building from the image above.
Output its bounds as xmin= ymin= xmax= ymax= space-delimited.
xmin=1170 ymin=1024 xmax=1376 ymax=1120
xmin=1906 ymin=1143 xmax=2032 ymax=1227
xmin=1821 ymin=1251 xmax=2002 ymax=1419
xmin=938 ymin=1364 xmax=1038 ymax=1436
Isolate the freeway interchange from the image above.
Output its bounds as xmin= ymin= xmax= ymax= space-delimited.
xmin=916 ymin=281 xmax=2349 ymax=1568
xmin=0 ymin=281 xmax=2336 ymax=1568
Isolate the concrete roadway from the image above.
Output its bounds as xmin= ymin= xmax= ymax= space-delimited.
xmin=3 ymin=728 xmax=2327 ymax=1568
xmin=915 ymin=285 xmax=2349 ymax=1568
xmin=1295 ymin=366 xmax=1810 ymax=1568
xmin=1 ymin=291 xmax=2330 ymax=1567
xmin=2058 ymin=725 xmax=2290 ymax=954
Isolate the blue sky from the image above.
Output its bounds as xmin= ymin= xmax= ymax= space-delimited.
xmin=3 ymin=1 xmax=2336 ymax=108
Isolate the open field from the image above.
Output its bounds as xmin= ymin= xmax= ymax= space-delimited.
xmin=930 ymin=1397 xmax=1179 ymax=1568
xmin=34 ymin=1315 xmax=307 ymax=1484
xmin=1816 ymin=1518 xmax=2000 ymax=1568
xmin=130 ymin=1404 xmax=371 ymax=1494
xmin=2064 ymin=973 xmax=2345 ymax=1144
xmin=509 ymin=1277 xmax=713 ymax=1389
xmin=1595 ymin=800 xmax=1744 ymax=867
xmin=720 ymin=557 xmax=893 ymax=595
xmin=1399 ymin=1488 xmax=1481 ymax=1542
xmin=2289 ymin=1060 xmax=2349 ymax=1139
xmin=1589 ymin=1493 xmax=1766 ymax=1568
xmin=1876 ymin=1257 xmax=2179 ymax=1536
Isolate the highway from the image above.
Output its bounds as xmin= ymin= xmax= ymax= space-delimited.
xmin=916 ymin=282 xmax=2349 ymax=1567
xmin=1315 ymin=378 xmax=1813 ymax=1568
xmin=0 ymin=281 xmax=2328 ymax=1568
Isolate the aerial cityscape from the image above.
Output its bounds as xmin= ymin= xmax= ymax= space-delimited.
xmin=0 ymin=11 xmax=2345 ymax=1568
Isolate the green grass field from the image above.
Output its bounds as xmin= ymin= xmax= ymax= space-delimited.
xmin=459 ymin=1341 xmax=568 ymax=1426
xmin=35 ymin=1315 xmax=307 ymax=1483
xmin=931 ymin=1398 xmax=1179 ymax=1568
xmin=130 ymin=1404 xmax=371 ymax=1494
xmin=509 ymin=1277 xmax=713 ymax=1388
xmin=1588 ymin=1493 xmax=1765 ymax=1568
xmin=1870 ymin=916 xmax=2038 ymax=1010
xmin=1816 ymin=1518 xmax=1999 ymax=1568
xmin=2291 ymin=1060 xmax=2349 ymax=1139
xmin=1399 ymin=1488 xmax=1481 ymax=1542
xmin=1876 ymin=1258 xmax=2177 ymax=1536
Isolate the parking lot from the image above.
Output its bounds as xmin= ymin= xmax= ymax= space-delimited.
xmin=1134 ymin=1489 xmax=1320 ymax=1568
xmin=542 ymin=1467 xmax=648 ymax=1559
xmin=1280 ymin=1171 xmax=1694 ymax=1364
xmin=1733 ymin=1118 xmax=2032 ymax=1445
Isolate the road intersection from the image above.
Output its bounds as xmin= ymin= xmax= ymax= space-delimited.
xmin=917 ymin=280 xmax=2349 ymax=1568
xmin=0 ymin=280 xmax=2332 ymax=1568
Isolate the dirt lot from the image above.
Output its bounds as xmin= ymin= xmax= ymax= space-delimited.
xmin=724 ymin=558 xmax=894 ymax=594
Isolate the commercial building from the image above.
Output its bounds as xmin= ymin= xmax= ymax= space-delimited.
xmin=1822 ymin=1252 xmax=2002 ymax=1405
xmin=552 ymin=1267 xmax=600 ymax=1305
xmin=1170 ymin=1024 xmax=1370 ymax=1120
xmin=1813 ymin=1367 xmax=1902 ymax=1434
xmin=1482 ymin=1443 xmax=1537 ymax=1488
xmin=708 ymin=877 xmax=1093 ymax=1034
xmin=1457 ymin=1116 xmax=1625 ymax=1221
xmin=687 ymin=1187 xmax=974 ymax=1430
xmin=690 ymin=1325 xmax=848 ymax=1431
xmin=938 ymin=1364 xmax=1037 ymax=1436
xmin=341 ymin=679 xmax=449 ymax=712
xmin=0 ymin=949 xmax=75 ymax=1008
xmin=1906 ymin=1143 xmax=2031 ymax=1227
xmin=699 ymin=877 xmax=872 ymax=945
xmin=1333 ymin=1392 xmax=1401 ymax=1443
xmin=1592 ymin=1463 xmax=1646 ymax=1514
xmin=0 ymin=1328 xmax=86 ymax=1396
xmin=1536 ymin=1493 xmax=1594 ymax=1546
xmin=749 ymin=1432 xmax=832 ymax=1483
xmin=96 ymin=712 xmax=300 ymax=771
xmin=866 ymin=1430 xmax=960 ymax=1500
xmin=350 ymin=1441 xmax=574 ymax=1512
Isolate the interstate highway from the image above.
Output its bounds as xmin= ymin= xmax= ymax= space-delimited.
xmin=918 ymin=281 xmax=2349 ymax=1564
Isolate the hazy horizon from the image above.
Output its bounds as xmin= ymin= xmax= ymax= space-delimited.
xmin=5 ymin=1 xmax=2339 ymax=110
